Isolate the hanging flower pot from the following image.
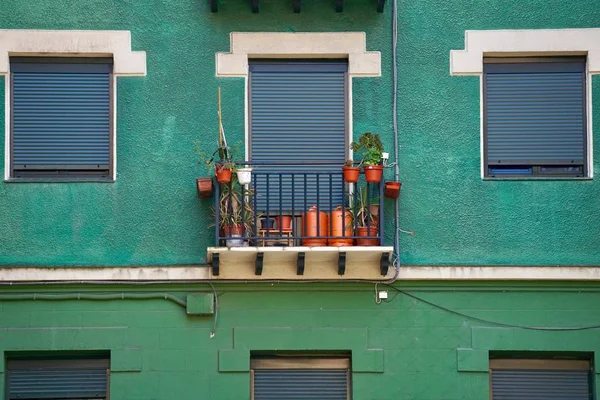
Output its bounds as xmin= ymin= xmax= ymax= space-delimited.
xmin=363 ymin=165 xmax=383 ymax=183
xmin=384 ymin=181 xmax=401 ymax=199
xmin=342 ymin=166 xmax=360 ymax=183
xmin=236 ymin=167 xmax=253 ymax=185
xmin=215 ymin=164 xmax=232 ymax=184
xmin=196 ymin=177 xmax=213 ymax=199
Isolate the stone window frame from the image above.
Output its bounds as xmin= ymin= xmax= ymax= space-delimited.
xmin=0 ymin=30 xmax=146 ymax=181
xmin=450 ymin=28 xmax=600 ymax=179
xmin=216 ymin=32 xmax=381 ymax=159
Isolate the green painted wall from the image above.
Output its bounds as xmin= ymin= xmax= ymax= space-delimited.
xmin=0 ymin=0 xmax=599 ymax=266
xmin=1 ymin=283 xmax=600 ymax=399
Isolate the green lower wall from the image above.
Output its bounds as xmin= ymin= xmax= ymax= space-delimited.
xmin=1 ymin=283 xmax=600 ymax=399
xmin=0 ymin=0 xmax=600 ymax=267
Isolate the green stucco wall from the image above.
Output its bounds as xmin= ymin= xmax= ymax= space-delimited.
xmin=0 ymin=0 xmax=599 ymax=266
xmin=1 ymin=283 xmax=600 ymax=399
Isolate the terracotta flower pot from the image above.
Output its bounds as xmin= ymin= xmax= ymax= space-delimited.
xmin=363 ymin=165 xmax=384 ymax=183
xmin=384 ymin=181 xmax=401 ymax=199
xmin=275 ymin=215 xmax=293 ymax=231
xmin=342 ymin=166 xmax=360 ymax=183
xmin=356 ymin=226 xmax=379 ymax=246
xmin=215 ymin=165 xmax=232 ymax=184
xmin=222 ymin=223 xmax=243 ymax=236
xmin=196 ymin=177 xmax=213 ymax=199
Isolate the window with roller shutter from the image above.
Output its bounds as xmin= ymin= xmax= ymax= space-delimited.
xmin=249 ymin=60 xmax=348 ymax=211
xmin=490 ymin=358 xmax=592 ymax=400
xmin=251 ymin=356 xmax=351 ymax=400
xmin=483 ymin=57 xmax=587 ymax=178
xmin=6 ymin=356 xmax=110 ymax=400
xmin=9 ymin=57 xmax=113 ymax=180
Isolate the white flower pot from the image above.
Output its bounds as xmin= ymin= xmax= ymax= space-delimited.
xmin=236 ymin=167 xmax=253 ymax=185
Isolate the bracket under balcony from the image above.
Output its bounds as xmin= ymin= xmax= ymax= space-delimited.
xmin=207 ymin=246 xmax=393 ymax=280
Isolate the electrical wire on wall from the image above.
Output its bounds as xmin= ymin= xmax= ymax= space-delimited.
xmin=389 ymin=0 xmax=401 ymax=281
xmin=374 ymin=283 xmax=600 ymax=331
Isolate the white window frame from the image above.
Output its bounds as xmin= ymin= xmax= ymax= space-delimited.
xmin=0 ymin=30 xmax=146 ymax=181
xmin=450 ymin=28 xmax=600 ymax=179
xmin=215 ymin=32 xmax=381 ymax=160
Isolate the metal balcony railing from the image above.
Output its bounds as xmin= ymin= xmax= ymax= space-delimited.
xmin=214 ymin=161 xmax=383 ymax=247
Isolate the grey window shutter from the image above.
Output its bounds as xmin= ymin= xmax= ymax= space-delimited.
xmin=491 ymin=368 xmax=590 ymax=400
xmin=484 ymin=60 xmax=586 ymax=171
xmin=11 ymin=59 xmax=112 ymax=178
xmin=249 ymin=61 xmax=347 ymax=212
xmin=253 ymin=369 xmax=348 ymax=399
xmin=7 ymin=358 xmax=109 ymax=399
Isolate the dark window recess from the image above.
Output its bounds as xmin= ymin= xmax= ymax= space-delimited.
xmin=490 ymin=358 xmax=592 ymax=400
xmin=249 ymin=60 xmax=348 ymax=212
xmin=10 ymin=57 xmax=113 ymax=179
xmin=483 ymin=57 xmax=587 ymax=178
xmin=251 ymin=357 xmax=350 ymax=400
xmin=6 ymin=357 xmax=109 ymax=400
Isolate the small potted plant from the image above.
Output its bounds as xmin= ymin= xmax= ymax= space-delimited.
xmin=214 ymin=174 xmax=255 ymax=246
xmin=352 ymin=187 xmax=379 ymax=246
xmin=351 ymin=132 xmax=384 ymax=183
xmin=342 ymin=159 xmax=360 ymax=183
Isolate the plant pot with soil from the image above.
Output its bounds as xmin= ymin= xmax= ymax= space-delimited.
xmin=342 ymin=160 xmax=360 ymax=183
xmin=351 ymin=132 xmax=384 ymax=183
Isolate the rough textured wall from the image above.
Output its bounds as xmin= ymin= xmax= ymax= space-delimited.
xmin=0 ymin=0 xmax=599 ymax=266
xmin=1 ymin=283 xmax=600 ymax=399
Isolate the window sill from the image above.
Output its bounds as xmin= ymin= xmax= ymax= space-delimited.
xmin=5 ymin=178 xmax=115 ymax=183
xmin=483 ymin=176 xmax=592 ymax=181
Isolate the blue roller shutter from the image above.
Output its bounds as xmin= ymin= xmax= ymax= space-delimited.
xmin=249 ymin=61 xmax=347 ymax=212
xmin=11 ymin=58 xmax=112 ymax=178
xmin=7 ymin=358 xmax=109 ymax=399
xmin=484 ymin=58 xmax=586 ymax=177
xmin=491 ymin=368 xmax=591 ymax=400
xmin=253 ymin=369 xmax=349 ymax=399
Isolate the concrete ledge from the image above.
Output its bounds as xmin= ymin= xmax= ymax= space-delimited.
xmin=0 ymin=30 xmax=146 ymax=76
xmin=2 ymin=265 xmax=600 ymax=282
xmin=450 ymin=28 xmax=600 ymax=76
xmin=216 ymin=32 xmax=381 ymax=77
xmin=207 ymin=246 xmax=394 ymax=280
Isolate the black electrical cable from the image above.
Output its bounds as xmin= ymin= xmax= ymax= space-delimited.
xmin=208 ymin=282 xmax=219 ymax=338
xmin=0 ymin=292 xmax=187 ymax=308
xmin=383 ymin=284 xmax=600 ymax=331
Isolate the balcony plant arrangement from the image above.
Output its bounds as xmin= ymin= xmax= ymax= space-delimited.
xmin=215 ymin=174 xmax=255 ymax=247
xmin=351 ymin=132 xmax=384 ymax=183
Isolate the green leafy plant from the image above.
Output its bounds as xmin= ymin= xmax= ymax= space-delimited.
xmin=351 ymin=132 xmax=384 ymax=166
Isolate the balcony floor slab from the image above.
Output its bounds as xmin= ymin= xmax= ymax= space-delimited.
xmin=206 ymin=246 xmax=394 ymax=280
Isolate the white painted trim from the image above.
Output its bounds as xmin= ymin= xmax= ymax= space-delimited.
xmin=218 ymin=32 xmax=376 ymax=163
xmin=450 ymin=29 xmax=600 ymax=179
xmin=0 ymin=29 xmax=146 ymax=181
xmin=2 ymin=265 xmax=600 ymax=282
xmin=216 ymin=32 xmax=381 ymax=77
xmin=450 ymin=29 xmax=600 ymax=76
xmin=0 ymin=30 xmax=146 ymax=76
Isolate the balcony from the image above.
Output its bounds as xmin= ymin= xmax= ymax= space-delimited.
xmin=206 ymin=162 xmax=394 ymax=280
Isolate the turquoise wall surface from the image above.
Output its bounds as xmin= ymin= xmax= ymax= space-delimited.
xmin=0 ymin=0 xmax=599 ymax=266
